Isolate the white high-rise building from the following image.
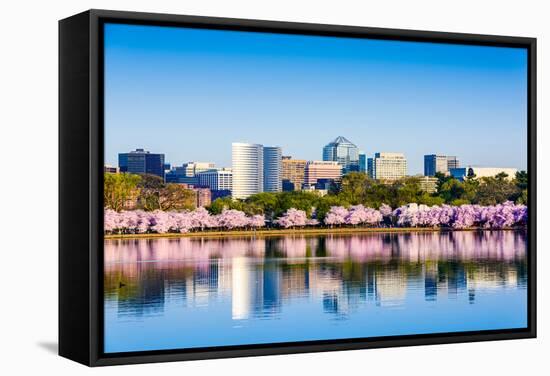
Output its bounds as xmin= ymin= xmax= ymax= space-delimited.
xmin=232 ymin=143 xmax=264 ymax=199
xmin=263 ymin=146 xmax=282 ymax=192
xmin=367 ymin=152 xmax=407 ymax=180
xmin=197 ymin=168 xmax=233 ymax=191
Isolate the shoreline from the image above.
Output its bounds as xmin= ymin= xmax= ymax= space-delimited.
xmin=104 ymin=226 xmax=524 ymax=240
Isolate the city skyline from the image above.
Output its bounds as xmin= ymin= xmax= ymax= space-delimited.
xmin=104 ymin=23 xmax=527 ymax=174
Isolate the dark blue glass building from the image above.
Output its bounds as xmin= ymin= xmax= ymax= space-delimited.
xmin=118 ymin=148 xmax=165 ymax=179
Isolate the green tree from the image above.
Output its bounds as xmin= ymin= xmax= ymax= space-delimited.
xmin=473 ymin=177 xmax=520 ymax=205
xmin=315 ymin=195 xmax=349 ymax=221
xmin=434 ymin=171 xmax=453 ymax=193
xmin=104 ymin=173 xmax=142 ymax=212
xmin=339 ymin=172 xmax=369 ymax=204
xmin=246 ymin=192 xmax=279 ymax=218
xmin=208 ymin=197 xmax=234 ymax=214
xmin=439 ymin=178 xmax=469 ymax=204
xmin=517 ymin=189 xmax=528 ymax=205
xmin=158 ymin=184 xmax=196 ymax=211
xmin=394 ymin=177 xmax=424 ymax=207
xmin=417 ymin=193 xmax=445 ymax=206
xmin=514 ymin=170 xmax=528 ymax=190
xmin=136 ymin=174 xmax=166 ymax=211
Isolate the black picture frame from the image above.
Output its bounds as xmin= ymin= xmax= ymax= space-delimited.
xmin=59 ymin=9 xmax=537 ymax=367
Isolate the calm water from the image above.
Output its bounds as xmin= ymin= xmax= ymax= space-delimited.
xmin=104 ymin=230 xmax=528 ymax=353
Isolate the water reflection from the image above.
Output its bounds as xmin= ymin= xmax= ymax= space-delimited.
xmin=104 ymin=230 xmax=527 ymax=352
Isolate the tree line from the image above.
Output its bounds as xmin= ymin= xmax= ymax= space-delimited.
xmin=104 ymin=170 xmax=528 ymax=223
xmin=210 ymin=171 xmax=528 ymax=221
xmin=104 ymin=173 xmax=196 ymax=212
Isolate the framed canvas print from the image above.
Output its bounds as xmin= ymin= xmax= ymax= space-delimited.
xmin=59 ymin=9 xmax=536 ymax=366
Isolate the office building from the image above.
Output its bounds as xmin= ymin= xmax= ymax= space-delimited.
xmin=322 ymin=136 xmax=359 ymax=173
xmin=301 ymin=185 xmax=329 ymax=197
xmin=165 ymin=167 xmax=198 ymax=184
xmin=178 ymin=184 xmax=212 ymax=208
xmin=263 ymin=146 xmax=282 ymax=192
xmin=181 ymin=162 xmax=215 ymax=176
xmin=418 ymin=176 xmax=439 ymax=193
xmin=450 ymin=166 xmax=518 ymax=181
xmin=104 ymin=165 xmax=119 ymax=174
xmin=367 ymin=152 xmax=407 ymax=180
xmin=193 ymin=186 xmax=212 ymax=208
xmin=447 ymin=156 xmax=459 ymax=170
xmin=359 ymin=152 xmax=367 ymax=173
xmin=197 ymin=168 xmax=233 ymax=191
xmin=424 ymin=154 xmax=460 ymax=176
xmin=232 ymin=143 xmax=264 ymax=199
xmin=424 ymin=155 xmax=449 ymax=176
xmin=118 ymin=148 xmax=165 ymax=178
xmin=304 ymin=161 xmax=342 ymax=185
xmin=281 ymin=156 xmax=306 ymax=191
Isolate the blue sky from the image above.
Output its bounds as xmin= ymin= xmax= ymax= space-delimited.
xmin=104 ymin=23 xmax=528 ymax=174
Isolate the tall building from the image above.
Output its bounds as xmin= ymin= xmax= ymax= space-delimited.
xmin=367 ymin=157 xmax=374 ymax=179
xmin=322 ymin=136 xmax=359 ymax=173
xmin=232 ymin=143 xmax=264 ymax=199
xmin=197 ymin=168 xmax=233 ymax=191
xmin=447 ymin=156 xmax=459 ymax=170
xmin=281 ymin=156 xmax=306 ymax=191
xmin=368 ymin=152 xmax=407 ymax=180
xmin=424 ymin=155 xmax=449 ymax=176
xmin=118 ymin=148 xmax=165 ymax=179
xmin=304 ymin=161 xmax=342 ymax=185
xmin=263 ymin=146 xmax=282 ymax=192
xmin=424 ymin=154 xmax=460 ymax=176
xmin=359 ymin=152 xmax=367 ymax=173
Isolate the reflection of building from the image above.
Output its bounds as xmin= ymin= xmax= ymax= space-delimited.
xmin=105 ymin=231 xmax=527 ymax=325
xmin=263 ymin=146 xmax=282 ymax=192
xmin=322 ymin=136 xmax=359 ymax=173
xmin=367 ymin=152 xmax=407 ymax=180
xmin=418 ymin=176 xmax=438 ymax=193
xmin=373 ymin=269 xmax=407 ymax=305
xmin=304 ymin=161 xmax=342 ymax=185
xmin=118 ymin=148 xmax=165 ymax=179
xmin=450 ymin=166 xmax=518 ymax=181
xmin=232 ymin=143 xmax=264 ymax=199
xmin=231 ymin=257 xmax=264 ymax=319
xmin=281 ymin=156 xmax=306 ymax=191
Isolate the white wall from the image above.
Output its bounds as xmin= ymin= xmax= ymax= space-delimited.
xmin=0 ymin=0 xmax=547 ymax=374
